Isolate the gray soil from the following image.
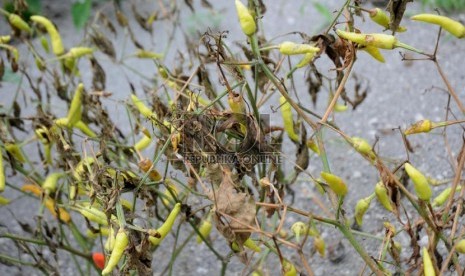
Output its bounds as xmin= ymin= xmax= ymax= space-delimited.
xmin=1 ymin=0 xmax=465 ymax=275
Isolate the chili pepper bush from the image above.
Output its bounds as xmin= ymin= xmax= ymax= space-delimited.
xmin=1 ymin=1 xmax=465 ymax=275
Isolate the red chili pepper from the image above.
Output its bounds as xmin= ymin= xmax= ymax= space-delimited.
xmin=92 ymin=252 xmax=105 ymax=270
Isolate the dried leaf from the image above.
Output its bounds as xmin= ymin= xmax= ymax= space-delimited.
xmin=131 ymin=4 xmax=152 ymax=33
xmin=90 ymin=29 xmax=116 ymax=61
xmin=387 ymin=0 xmax=412 ymax=33
xmin=211 ymin=168 xmax=256 ymax=244
xmin=90 ymin=57 xmax=106 ymax=90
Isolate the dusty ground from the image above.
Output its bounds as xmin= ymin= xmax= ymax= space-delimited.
xmin=1 ymin=0 xmax=465 ymax=275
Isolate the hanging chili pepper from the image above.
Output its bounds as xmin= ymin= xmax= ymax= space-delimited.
xmin=314 ymin=235 xmax=326 ymax=257
xmin=30 ymin=15 xmax=64 ymax=55
xmin=404 ymin=163 xmax=432 ymax=201
xmin=354 ymin=194 xmax=375 ymax=227
xmin=404 ymin=119 xmax=433 ymax=135
xmin=8 ymin=14 xmax=32 ymax=34
xmin=42 ymin=172 xmax=65 ymax=194
xmin=5 ymin=143 xmax=26 ymax=163
xmin=149 ymin=203 xmax=181 ymax=246
xmin=375 ymin=181 xmax=394 ymax=212
xmin=235 ymin=0 xmax=256 ymax=36
xmin=279 ymin=96 xmax=299 ymax=142
xmin=411 ymin=14 xmax=465 ymax=38
xmin=422 ymin=247 xmax=436 ymax=276
xmin=337 ymin=29 xmax=397 ymax=49
xmin=196 ymin=212 xmax=213 ymax=244
xmin=432 ymin=186 xmax=462 ymax=207
xmin=67 ymin=83 xmax=84 ymax=127
xmin=102 ymin=228 xmax=129 ymax=275
xmin=279 ymin=41 xmax=320 ymax=55
xmin=282 ymin=259 xmax=297 ymax=276
xmin=92 ymin=252 xmax=105 ymax=270
xmin=456 ymin=240 xmax=465 ymax=254
xmin=360 ymin=46 xmax=385 ymax=63
xmin=368 ymin=8 xmax=406 ymax=32
xmin=320 ymin=171 xmax=348 ymax=196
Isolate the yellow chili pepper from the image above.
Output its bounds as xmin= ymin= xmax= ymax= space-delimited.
xmin=73 ymin=157 xmax=95 ymax=180
xmin=131 ymin=94 xmax=156 ymax=119
xmin=350 ymin=137 xmax=376 ymax=161
xmin=149 ymin=203 xmax=181 ymax=246
xmin=0 ymin=152 xmax=5 ymax=193
xmin=456 ymin=239 xmax=465 ymax=254
xmin=320 ymin=171 xmax=348 ymax=196
xmin=243 ymin=238 xmax=261 ymax=252
xmin=314 ymin=235 xmax=326 ymax=257
xmin=235 ymin=0 xmax=256 ymax=36
xmin=411 ymin=14 xmax=465 ymax=38
xmin=334 ymin=103 xmax=349 ymax=112
xmin=296 ymin=52 xmax=316 ymax=68
xmin=119 ymin=199 xmax=134 ymax=211
xmin=64 ymin=47 xmax=94 ymax=59
xmin=0 ymin=195 xmax=10 ymax=205
xmin=279 ymin=96 xmax=299 ymax=142
xmin=231 ymin=239 xmax=260 ymax=252
xmin=67 ymin=83 xmax=84 ymax=127
xmin=134 ymin=135 xmax=152 ymax=151
xmin=138 ymin=159 xmax=162 ymax=182
xmin=196 ymin=215 xmax=213 ymax=244
xmin=422 ymin=247 xmax=436 ymax=276
xmin=375 ymin=181 xmax=394 ymax=212
xmin=360 ymin=46 xmax=385 ymax=63
xmin=8 ymin=14 xmax=32 ymax=34
xmin=40 ymin=36 xmax=50 ymax=53
xmin=228 ymin=93 xmax=247 ymax=133
xmin=279 ymin=41 xmax=320 ymax=55
xmin=74 ymin=121 xmax=97 ymax=137
xmin=86 ymin=227 xmax=110 ymax=238
xmin=404 ymin=119 xmax=433 ymax=135
xmin=228 ymin=93 xmax=246 ymax=114
xmin=42 ymin=172 xmax=65 ymax=194
xmin=162 ymin=179 xmax=179 ymax=206
xmin=432 ymin=186 xmax=462 ymax=207
xmin=104 ymin=226 xmax=116 ymax=252
xmin=336 ymin=29 xmax=397 ymax=49
xmin=368 ymin=8 xmax=406 ymax=32
xmin=55 ymin=117 xmax=97 ymax=137
xmin=102 ymin=228 xmax=129 ymax=275
xmin=306 ymin=138 xmax=320 ymax=155
xmin=0 ymin=35 xmax=11 ymax=44
xmin=282 ymin=259 xmax=297 ymax=276
xmin=134 ymin=50 xmax=163 ymax=59
xmin=0 ymin=44 xmax=19 ymax=62
xmin=21 ymin=184 xmax=71 ymax=223
xmin=404 ymin=163 xmax=432 ymax=201
xmin=354 ymin=194 xmax=374 ymax=227
xmin=30 ymin=15 xmax=64 ymax=55
xmin=5 ymin=143 xmax=26 ymax=163
xmin=76 ymin=205 xmax=108 ymax=226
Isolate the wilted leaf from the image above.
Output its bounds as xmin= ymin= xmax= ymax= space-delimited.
xmin=211 ymin=168 xmax=256 ymax=245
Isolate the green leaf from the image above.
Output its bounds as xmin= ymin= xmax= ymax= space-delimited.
xmin=71 ymin=0 xmax=92 ymax=29
xmin=26 ymin=0 xmax=42 ymax=14
xmin=3 ymin=68 xmax=21 ymax=84
xmin=312 ymin=1 xmax=332 ymax=22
